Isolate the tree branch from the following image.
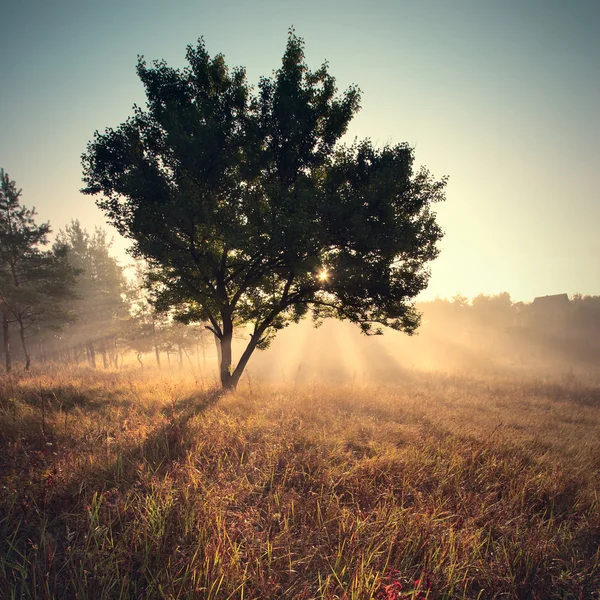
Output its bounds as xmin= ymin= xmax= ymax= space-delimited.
xmin=207 ymin=315 xmax=222 ymax=338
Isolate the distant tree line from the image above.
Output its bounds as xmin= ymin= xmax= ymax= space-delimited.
xmin=416 ymin=293 xmax=600 ymax=371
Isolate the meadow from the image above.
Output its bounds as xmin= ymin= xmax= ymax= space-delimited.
xmin=0 ymin=365 xmax=598 ymax=599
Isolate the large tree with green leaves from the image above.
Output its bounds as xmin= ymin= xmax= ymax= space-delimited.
xmin=82 ymin=31 xmax=446 ymax=390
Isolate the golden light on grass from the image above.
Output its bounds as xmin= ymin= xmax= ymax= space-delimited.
xmin=1 ymin=366 xmax=599 ymax=598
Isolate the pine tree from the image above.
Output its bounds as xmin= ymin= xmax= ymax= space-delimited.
xmin=0 ymin=169 xmax=77 ymax=370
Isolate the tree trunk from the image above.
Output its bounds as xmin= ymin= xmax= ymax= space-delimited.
xmin=213 ymin=332 xmax=222 ymax=373
xmin=114 ymin=336 xmax=119 ymax=369
xmin=137 ymin=352 xmax=144 ymax=369
xmin=220 ymin=318 xmax=272 ymax=391
xmin=219 ymin=315 xmax=235 ymax=390
xmin=228 ymin=332 xmax=263 ymax=390
xmin=178 ymin=342 xmax=183 ymax=370
xmin=152 ymin=315 xmax=161 ymax=368
xmin=87 ymin=342 xmax=96 ymax=369
xmin=2 ymin=309 xmax=11 ymax=373
xmin=100 ymin=342 xmax=108 ymax=369
xmin=17 ymin=318 xmax=31 ymax=370
xmin=210 ymin=313 xmax=271 ymax=391
xmin=220 ymin=333 xmax=234 ymax=390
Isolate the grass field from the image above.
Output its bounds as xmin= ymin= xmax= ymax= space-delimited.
xmin=0 ymin=366 xmax=599 ymax=599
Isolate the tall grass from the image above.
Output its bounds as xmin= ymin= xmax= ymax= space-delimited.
xmin=0 ymin=366 xmax=598 ymax=598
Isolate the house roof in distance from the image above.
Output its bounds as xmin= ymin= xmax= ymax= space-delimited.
xmin=532 ymin=293 xmax=569 ymax=305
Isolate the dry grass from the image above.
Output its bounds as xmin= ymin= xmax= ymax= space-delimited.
xmin=0 ymin=366 xmax=599 ymax=599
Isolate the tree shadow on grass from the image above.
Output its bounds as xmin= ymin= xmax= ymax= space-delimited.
xmin=1 ymin=381 xmax=134 ymax=413
xmin=0 ymin=385 xmax=228 ymax=597
xmin=3 ymin=386 xmax=225 ymax=524
xmin=72 ymin=387 xmax=222 ymax=492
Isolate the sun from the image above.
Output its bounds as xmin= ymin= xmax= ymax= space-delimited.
xmin=317 ymin=268 xmax=329 ymax=282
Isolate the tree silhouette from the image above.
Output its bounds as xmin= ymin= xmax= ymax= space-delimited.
xmin=82 ymin=31 xmax=446 ymax=389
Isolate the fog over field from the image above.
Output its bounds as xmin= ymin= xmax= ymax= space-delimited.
xmin=229 ymin=296 xmax=600 ymax=385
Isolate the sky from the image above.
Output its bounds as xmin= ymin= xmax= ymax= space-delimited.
xmin=1 ymin=0 xmax=598 ymax=303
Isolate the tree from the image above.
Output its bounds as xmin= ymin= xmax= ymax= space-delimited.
xmin=0 ymin=169 xmax=77 ymax=371
xmin=51 ymin=221 xmax=129 ymax=367
xmin=125 ymin=260 xmax=165 ymax=368
xmin=471 ymin=293 xmax=515 ymax=329
xmin=82 ymin=30 xmax=446 ymax=390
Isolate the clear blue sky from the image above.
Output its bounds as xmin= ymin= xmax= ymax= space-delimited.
xmin=1 ymin=0 xmax=598 ymax=302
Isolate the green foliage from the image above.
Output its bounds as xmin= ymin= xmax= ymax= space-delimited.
xmin=0 ymin=169 xmax=77 ymax=370
xmin=82 ymin=31 xmax=446 ymax=388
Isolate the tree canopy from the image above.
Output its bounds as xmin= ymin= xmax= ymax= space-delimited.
xmin=82 ymin=30 xmax=446 ymax=389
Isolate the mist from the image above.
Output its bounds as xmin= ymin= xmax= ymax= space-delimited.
xmin=230 ymin=293 xmax=600 ymax=384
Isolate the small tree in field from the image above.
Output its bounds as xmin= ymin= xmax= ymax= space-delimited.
xmin=82 ymin=31 xmax=446 ymax=390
